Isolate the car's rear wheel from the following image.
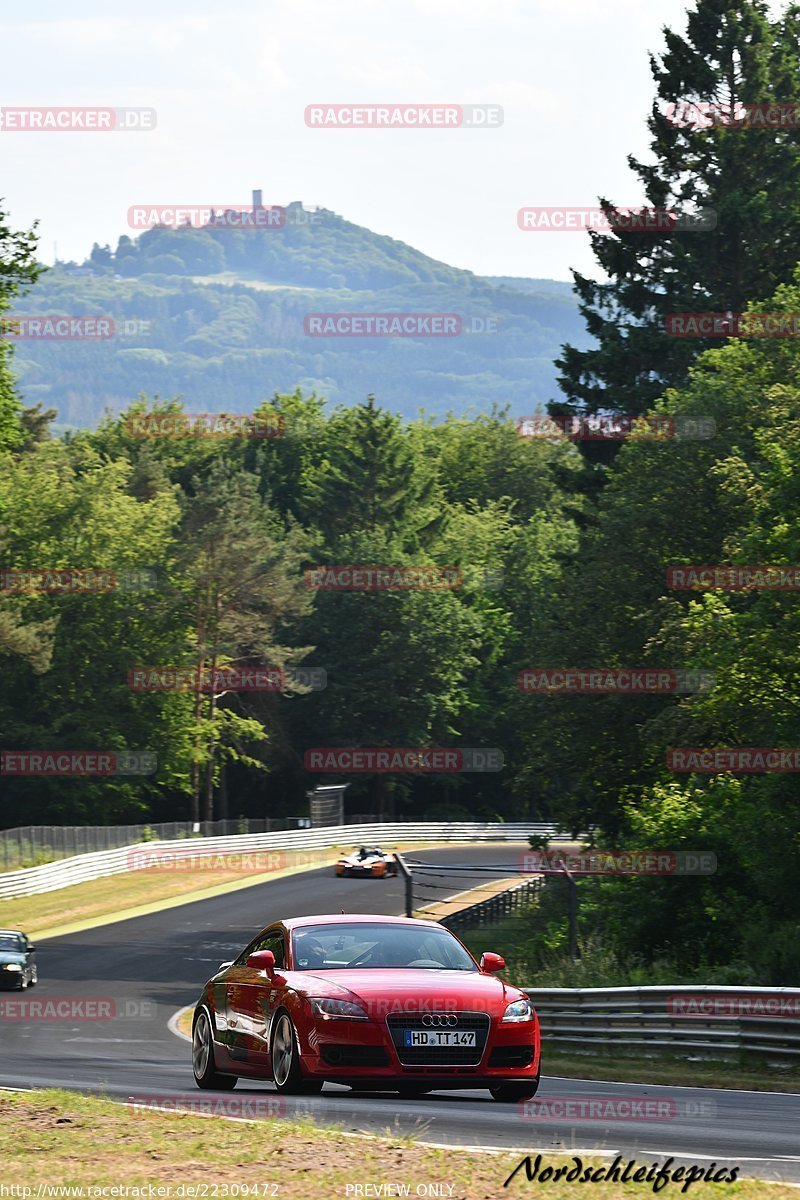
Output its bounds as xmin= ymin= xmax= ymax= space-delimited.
xmin=193 ymin=1009 xmax=237 ymax=1090
xmin=489 ymin=1075 xmax=540 ymax=1103
xmin=270 ymin=1010 xmax=323 ymax=1095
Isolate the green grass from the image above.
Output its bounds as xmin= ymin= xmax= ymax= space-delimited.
xmin=0 ymin=1088 xmax=792 ymax=1197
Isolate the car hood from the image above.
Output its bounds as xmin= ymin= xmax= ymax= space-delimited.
xmin=296 ymin=968 xmax=525 ymax=1017
xmin=0 ymin=953 xmax=25 ymax=966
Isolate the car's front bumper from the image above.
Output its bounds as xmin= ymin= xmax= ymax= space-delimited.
xmin=297 ymin=1012 xmax=540 ymax=1084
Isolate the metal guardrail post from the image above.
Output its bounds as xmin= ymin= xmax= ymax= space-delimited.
xmin=395 ymin=852 xmax=413 ymax=917
xmin=564 ymin=867 xmax=579 ymax=960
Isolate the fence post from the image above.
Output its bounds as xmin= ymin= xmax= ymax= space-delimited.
xmin=564 ymin=868 xmax=579 ymax=960
xmin=395 ymin=853 xmax=413 ymax=917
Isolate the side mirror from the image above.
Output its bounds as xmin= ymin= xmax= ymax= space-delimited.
xmin=246 ymin=949 xmax=276 ymax=976
xmin=480 ymin=952 xmax=506 ymax=974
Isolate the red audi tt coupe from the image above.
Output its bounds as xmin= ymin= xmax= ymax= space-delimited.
xmin=192 ymin=914 xmax=540 ymax=1102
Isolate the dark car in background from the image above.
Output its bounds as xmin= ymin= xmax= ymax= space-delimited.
xmin=0 ymin=930 xmax=37 ymax=990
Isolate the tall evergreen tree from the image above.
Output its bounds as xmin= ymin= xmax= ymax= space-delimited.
xmin=555 ymin=0 xmax=800 ymax=443
xmin=0 ymin=202 xmax=43 ymax=452
xmin=305 ymin=395 xmax=439 ymax=546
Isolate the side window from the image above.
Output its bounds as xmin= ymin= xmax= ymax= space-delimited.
xmin=235 ymin=928 xmax=285 ymax=968
xmin=261 ymin=933 xmax=285 ymax=969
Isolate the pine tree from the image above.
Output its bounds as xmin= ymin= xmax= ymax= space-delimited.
xmin=0 ymin=202 xmax=43 ymax=452
xmin=305 ymin=395 xmax=439 ymax=546
xmin=555 ymin=0 xmax=800 ymax=440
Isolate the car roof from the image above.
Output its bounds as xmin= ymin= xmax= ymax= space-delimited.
xmin=281 ymin=914 xmax=438 ymax=932
xmin=0 ymin=930 xmax=25 ymax=936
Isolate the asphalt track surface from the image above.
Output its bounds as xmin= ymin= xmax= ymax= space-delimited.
xmin=1 ymin=845 xmax=799 ymax=1184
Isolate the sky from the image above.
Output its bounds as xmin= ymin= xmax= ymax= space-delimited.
xmin=0 ymin=0 xmax=779 ymax=281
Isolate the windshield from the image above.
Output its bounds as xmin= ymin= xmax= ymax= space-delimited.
xmin=291 ymin=923 xmax=478 ymax=971
xmin=0 ymin=935 xmax=24 ymax=952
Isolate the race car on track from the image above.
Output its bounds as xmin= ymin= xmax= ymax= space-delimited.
xmin=191 ymin=913 xmax=540 ymax=1102
xmin=0 ymin=930 xmax=37 ymax=990
xmin=335 ymin=846 xmax=398 ymax=878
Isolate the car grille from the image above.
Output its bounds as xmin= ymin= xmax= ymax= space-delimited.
xmin=321 ymin=1044 xmax=389 ymax=1067
xmin=488 ymin=1045 xmax=534 ymax=1068
xmin=386 ymin=1012 xmax=490 ymax=1067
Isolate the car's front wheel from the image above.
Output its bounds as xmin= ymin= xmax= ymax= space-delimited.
xmin=28 ymin=966 xmax=37 ymax=987
xmin=489 ymin=1075 xmax=540 ymax=1103
xmin=270 ymin=1010 xmax=323 ymax=1095
xmin=193 ymin=1009 xmax=237 ymax=1090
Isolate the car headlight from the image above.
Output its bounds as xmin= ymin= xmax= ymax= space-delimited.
xmin=502 ymin=998 xmax=534 ymax=1023
xmin=310 ymin=997 xmax=369 ymax=1020
xmin=2 ymin=964 xmax=22 ymax=972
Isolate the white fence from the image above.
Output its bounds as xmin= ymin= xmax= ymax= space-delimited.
xmin=523 ymin=985 xmax=800 ymax=1062
xmin=0 ymin=822 xmax=564 ymax=900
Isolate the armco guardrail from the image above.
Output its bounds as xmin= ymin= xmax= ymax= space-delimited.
xmin=0 ymin=822 xmax=566 ymax=900
xmin=0 ymin=816 xmax=385 ymax=871
xmin=523 ymin=985 xmax=800 ymax=1062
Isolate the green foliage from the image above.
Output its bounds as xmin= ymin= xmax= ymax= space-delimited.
xmin=557 ymin=0 xmax=800 ymax=436
xmin=10 ymin=219 xmax=590 ymax=430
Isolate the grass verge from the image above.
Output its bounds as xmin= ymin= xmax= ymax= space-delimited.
xmin=0 ymin=850 xmax=339 ymax=937
xmin=0 ymin=839 xmax=509 ymax=939
xmin=0 ymin=1088 xmax=790 ymax=1197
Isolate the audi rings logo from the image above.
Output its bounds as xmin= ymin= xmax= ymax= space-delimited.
xmin=422 ymin=1013 xmax=459 ymax=1027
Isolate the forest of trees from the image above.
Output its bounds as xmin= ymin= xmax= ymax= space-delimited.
xmin=9 ymin=219 xmax=587 ymax=429
xmin=2 ymin=0 xmax=800 ymax=982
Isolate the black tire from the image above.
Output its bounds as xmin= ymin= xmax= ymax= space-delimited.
xmin=192 ymin=1008 xmax=237 ymax=1090
xmin=489 ymin=1075 xmax=540 ymax=1103
xmin=28 ymin=966 xmax=37 ymax=987
xmin=270 ymin=1010 xmax=323 ymax=1095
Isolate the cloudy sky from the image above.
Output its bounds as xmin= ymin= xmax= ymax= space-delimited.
xmin=0 ymin=0 xmax=773 ymax=281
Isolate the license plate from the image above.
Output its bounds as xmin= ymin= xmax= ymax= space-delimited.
xmin=403 ymin=1030 xmax=476 ymax=1047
